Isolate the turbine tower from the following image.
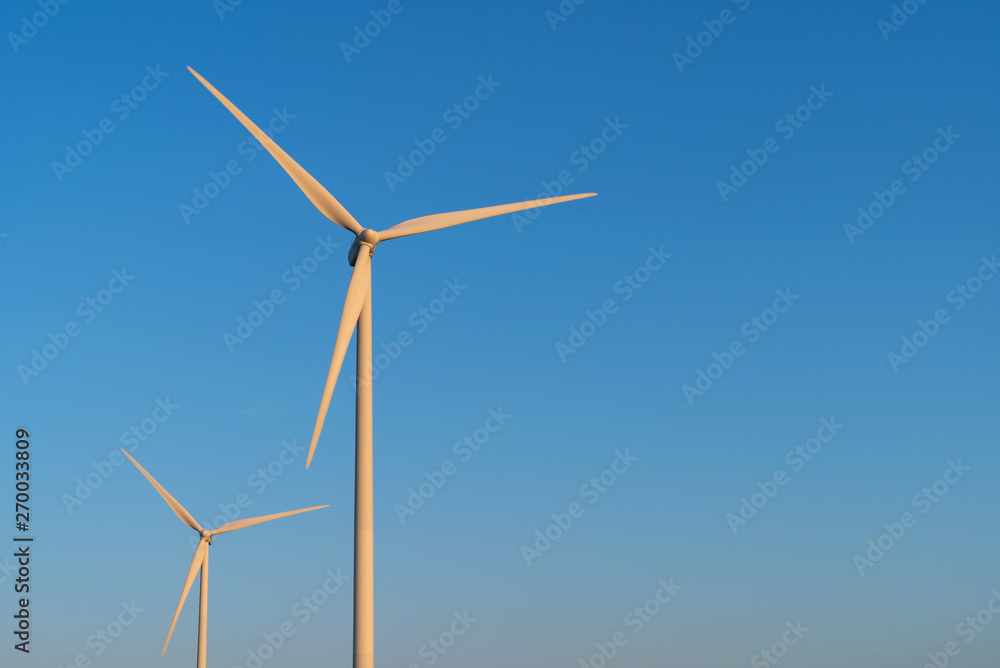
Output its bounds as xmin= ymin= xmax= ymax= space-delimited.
xmin=188 ymin=66 xmax=596 ymax=668
xmin=122 ymin=449 xmax=328 ymax=668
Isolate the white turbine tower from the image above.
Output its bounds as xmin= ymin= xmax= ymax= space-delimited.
xmin=188 ymin=66 xmax=596 ymax=668
xmin=122 ymin=449 xmax=329 ymax=668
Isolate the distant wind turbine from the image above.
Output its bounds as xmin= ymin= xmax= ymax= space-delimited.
xmin=188 ymin=66 xmax=596 ymax=668
xmin=122 ymin=449 xmax=328 ymax=668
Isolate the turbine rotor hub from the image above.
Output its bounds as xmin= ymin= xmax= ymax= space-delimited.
xmin=348 ymin=229 xmax=379 ymax=266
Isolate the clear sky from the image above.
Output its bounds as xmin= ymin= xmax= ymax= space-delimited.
xmin=3 ymin=1 xmax=999 ymax=667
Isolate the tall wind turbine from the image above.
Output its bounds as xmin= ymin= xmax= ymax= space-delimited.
xmin=122 ymin=449 xmax=328 ymax=668
xmin=188 ymin=66 xmax=596 ymax=668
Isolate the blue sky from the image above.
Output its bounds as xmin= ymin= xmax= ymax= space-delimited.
xmin=2 ymin=1 xmax=999 ymax=667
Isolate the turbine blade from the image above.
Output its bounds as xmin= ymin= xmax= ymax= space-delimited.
xmin=187 ymin=67 xmax=363 ymax=235
xmin=163 ymin=540 xmax=208 ymax=655
xmin=121 ymin=449 xmax=202 ymax=533
xmin=377 ymin=193 xmax=596 ymax=241
xmin=307 ymin=251 xmax=371 ymax=468
xmin=209 ymin=505 xmax=330 ymax=536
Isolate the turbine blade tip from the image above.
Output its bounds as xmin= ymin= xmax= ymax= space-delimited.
xmin=306 ymin=437 xmax=320 ymax=469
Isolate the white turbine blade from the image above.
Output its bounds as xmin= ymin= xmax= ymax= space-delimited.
xmin=208 ymin=505 xmax=329 ymax=536
xmin=187 ymin=67 xmax=363 ymax=235
xmin=377 ymin=193 xmax=596 ymax=241
xmin=163 ymin=540 xmax=208 ymax=655
xmin=307 ymin=251 xmax=372 ymax=468
xmin=121 ymin=449 xmax=202 ymax=533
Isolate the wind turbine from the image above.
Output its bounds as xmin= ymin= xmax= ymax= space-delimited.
xmin=187 ymin=66 xmax=596 ymax=668
xmin=122 ymin=449 xmax=328 ymax=668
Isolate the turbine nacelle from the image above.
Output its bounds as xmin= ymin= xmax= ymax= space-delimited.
xmin=348 ymin=229 xmax=379 ymax=267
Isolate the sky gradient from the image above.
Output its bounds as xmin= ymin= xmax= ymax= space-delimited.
xmin=2 ymin=1 xmax=999 ymax=667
